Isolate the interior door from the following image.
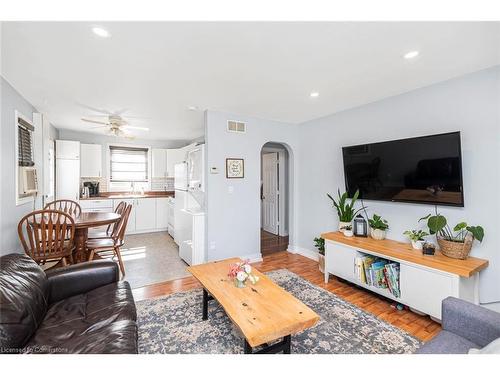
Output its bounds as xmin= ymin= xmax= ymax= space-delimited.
xmin=262 ymin=152 xmax=279 ymax=235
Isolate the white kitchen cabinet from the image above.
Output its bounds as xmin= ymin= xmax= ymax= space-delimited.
xmin=135 ymin=198 xmax=157 ymax=232
xmin=56 ymin=140 xmax=80 ymax=160
xmin=80 ymin=144 xmax=102 ymax=178
xmin=166 ymin=148 xmax=184 ymax=177
xmin=156 ymin=197 xmax=169 ymax=229
xmin=152 ymin=148 xmax=168 ymax=178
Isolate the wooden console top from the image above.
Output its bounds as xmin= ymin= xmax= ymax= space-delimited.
xmin=321 ymin=231 xmax=488 ymax=278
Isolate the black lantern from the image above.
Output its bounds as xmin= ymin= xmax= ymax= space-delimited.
xmin=353 ymin=214 xmax=368 ymax=237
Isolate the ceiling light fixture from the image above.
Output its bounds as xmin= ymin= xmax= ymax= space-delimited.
xmin=187 ymin=106 xmax=200 ymax=111
xmin=403 ymin=50 xmax=419 ymax=59
xmin=310 ymin=92 xmax=319 ymax=98
xmin=92 ymin=27 xmax=111 ymax=38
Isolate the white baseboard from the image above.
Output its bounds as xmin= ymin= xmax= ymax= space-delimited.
xmin=287 ymin=245 xmax=319 ymax=261
xmin=481 ymin=301 xmax=500 ymax=313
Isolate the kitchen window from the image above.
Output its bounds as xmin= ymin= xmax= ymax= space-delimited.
xmin=109 ymin=146 xmax=149 ymax=182
xmin=18 ymin=116 xmax=35 ymax=166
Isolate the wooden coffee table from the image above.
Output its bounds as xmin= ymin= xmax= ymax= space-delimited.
xmin=187 ymin=258 xmax=319 ymax=354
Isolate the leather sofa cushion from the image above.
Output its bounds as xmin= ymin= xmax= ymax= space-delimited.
xmin=0 ymin=254 xmax=48 ymax=350
xmin=25 ymin=281 xmax=137 ymax=354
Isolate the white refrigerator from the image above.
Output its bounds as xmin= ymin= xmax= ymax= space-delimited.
xmin=55 ymin=140 xmax=81 ymax=201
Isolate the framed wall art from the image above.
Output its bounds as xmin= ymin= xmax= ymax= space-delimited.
xmin=226 ymin=158 xmax=244 ymax=178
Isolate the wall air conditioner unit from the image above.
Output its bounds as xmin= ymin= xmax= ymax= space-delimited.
xmin=19 ymin=166 xmax=38 ymax=196
xmin=227 ymin=120 xmax=246 ymax=133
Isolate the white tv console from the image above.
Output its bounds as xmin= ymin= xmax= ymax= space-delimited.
xmin=322 ymin=232 xmax=488 ymax=320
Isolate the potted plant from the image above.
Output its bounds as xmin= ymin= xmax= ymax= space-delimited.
xmin=344 ymin=224 xmax=353 ymax=237
xmin=368 ymin=214 xmax=389 ymax=240
xmin=403 ymin=229 xmax=429 ymax=250
xmin=327 ymin=189 xmax=362 ymax=232
xmin=419 ymin=212 xmax=484 ymax=259
xmin=314 ymin=237 xmax=325 ymax=273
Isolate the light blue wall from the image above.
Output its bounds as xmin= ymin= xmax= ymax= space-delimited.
xmin=0 ymin=77 xmax=58 ymax=255
xmin=296 ymin=66 xmax=500 ymax=304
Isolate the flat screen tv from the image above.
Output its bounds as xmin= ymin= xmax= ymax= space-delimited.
xmin=342 ymin=132 xmax=464 ymax=207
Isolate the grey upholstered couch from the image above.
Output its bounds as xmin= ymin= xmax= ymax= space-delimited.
xmin=417 ymin=297 xmax=500 ymax=354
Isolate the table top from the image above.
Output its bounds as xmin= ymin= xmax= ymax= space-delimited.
xmin=187 ymin=258 xmax=320 ymax=347
xmin=72 ymin=212 xmax=121 ymax=229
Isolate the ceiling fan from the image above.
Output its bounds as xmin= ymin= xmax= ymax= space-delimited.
xmin=80 ymin=105 xmax=149 ymax=139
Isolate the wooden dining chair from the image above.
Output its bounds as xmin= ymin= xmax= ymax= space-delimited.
xmin=44 ymin=199 xmax=82 ymax=217
xmin=18 ymin=209 xmax=76 ymax=267
xmin=86 ymin=204 xmax=132 ymax=277
xmin=88 ymin=201 xmax=127 ymax=239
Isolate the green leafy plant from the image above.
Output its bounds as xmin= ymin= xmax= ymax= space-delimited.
xmin=403 ymin=229 xmax=429 ymax=242
xmin=327 ymin=189 xmax=363 ymax=222
xmin=368 ymin=214 xmax=389 ymax=230
xmin=313 ymin=237 xmax=325 ymax=256
xmin=419 ymin=212 xmax=484 ymax=243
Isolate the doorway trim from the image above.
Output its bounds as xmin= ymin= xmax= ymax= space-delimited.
xmin=259 ymin=141 xmax=293 ymax=255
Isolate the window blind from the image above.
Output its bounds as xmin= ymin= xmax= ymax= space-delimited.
xmin=18 ymin=117 xmax=34 ymax=167
xmin=109 ymin=146 xmax=148 ymax=182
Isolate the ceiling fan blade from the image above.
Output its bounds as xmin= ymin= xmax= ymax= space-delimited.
xmin=121 ymin=115 xmax=150 ymax=120
xmin=90 ymin=125 xmax=109 ymax=129
xmin=122 ymin=125 xmax=150 ymax=131
xmin=82 ymin=118 xmax=109 ymax=125
xmin=77 ymin=103 xmax=112 ymax=115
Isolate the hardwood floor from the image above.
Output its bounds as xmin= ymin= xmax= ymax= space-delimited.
xmin=261 ymin=229 xmax=289 ymax=255
xmin=132 ymin=251 xmax=441 ymax=342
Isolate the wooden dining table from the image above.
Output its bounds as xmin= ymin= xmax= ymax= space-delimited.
xmin=71 ymin=212 xmax=121 ymax=263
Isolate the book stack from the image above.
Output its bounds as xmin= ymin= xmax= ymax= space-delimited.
xmin=354 ymin=255 xmax=400 ymax=298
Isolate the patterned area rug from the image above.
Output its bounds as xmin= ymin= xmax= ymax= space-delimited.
xmin=137 ymin=269 xmax=421 ymax=354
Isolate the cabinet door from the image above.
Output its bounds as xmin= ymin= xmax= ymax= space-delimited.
xmin=152 ymin=149 xmax=167 ymax=178
xmin=56 ymin=140 xmax=80 ymax=159
xmin=325 ymin=242 xmax=356 ymax=281
xmin=156 ymin=198 xmax=169 ymax=229
xmin=135 ymin=198 xmax=157 ymax=231
xmin=80 ymin=144 xmax=102 ymax=177
xmin=167 ymin=148 xmax=187 ymax=177
xmin=114 ymin=199 xmax=136 ymax=234
xmin=400 ymin=264 xmax=455 ymax=319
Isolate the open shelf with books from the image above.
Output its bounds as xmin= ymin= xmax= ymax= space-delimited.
xmin=355 ymin=252 xmax=401 ymax=299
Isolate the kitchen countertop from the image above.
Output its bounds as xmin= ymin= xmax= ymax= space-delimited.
xmin=80 ymin=191 xmax=175 ymax=200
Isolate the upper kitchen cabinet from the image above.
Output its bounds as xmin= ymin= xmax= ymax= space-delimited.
xmin=166 ymin=148 xmax=185 ymax=177
xmin=56 ymin=140 xmax=80 ymax=159
xmin=80 ymin=144 xmax=102 ymax=178
xmin=152 ymin=148 xmax=168 ymax=178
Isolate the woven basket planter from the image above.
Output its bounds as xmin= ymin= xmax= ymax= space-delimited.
xmin=438 ymin=236 xmax=473 ymax=260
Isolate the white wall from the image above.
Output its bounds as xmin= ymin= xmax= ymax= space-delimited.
xmin=0 ymin=77 xmax=59 ymax=256
xmin=205 ymin=110 xmax=299 ymax=261
xmin=296 ymin=66 xmax=500 ymax=304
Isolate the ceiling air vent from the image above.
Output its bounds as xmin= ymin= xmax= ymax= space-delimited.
xmin=227 ymin=120 xmax=246 ymax=133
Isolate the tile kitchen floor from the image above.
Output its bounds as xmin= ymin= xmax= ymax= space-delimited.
xmin=101 ymin=231 xmax=190 ymax=289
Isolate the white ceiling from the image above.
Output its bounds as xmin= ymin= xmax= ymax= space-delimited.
xmin=2 ymin=22 xmax=499 ymax=141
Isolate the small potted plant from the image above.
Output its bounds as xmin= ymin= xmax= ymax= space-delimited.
xmin=368 ymin=214 xmax=389 ymax=240
xmin=344 ymin=225 xmax=353 ymax=237
xmin=419 ymin=212 xmax=484 ymax=259
xmin=327 ymin=189 xmax=362 ymax=232
xmin=314 ymin=237 xmax=325 ymax=273
xmin=403 ymin=229 xmax=429 ymax=250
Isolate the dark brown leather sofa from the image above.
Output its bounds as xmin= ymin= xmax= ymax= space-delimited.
xmin=0 ymin=253 xmax=138 ymax=354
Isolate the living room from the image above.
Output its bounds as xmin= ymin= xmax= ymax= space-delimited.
xmin=1 ymin=0 xmax=500 ymax=372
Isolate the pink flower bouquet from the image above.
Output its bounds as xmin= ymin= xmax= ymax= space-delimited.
xmin=227 ymin=260 xmax=259 ymax=288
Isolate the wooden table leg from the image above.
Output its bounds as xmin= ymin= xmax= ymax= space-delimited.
xmin=74 ymin=228 xmax=89 ymax=263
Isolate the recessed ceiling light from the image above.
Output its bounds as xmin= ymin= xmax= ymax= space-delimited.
xmin=310 ymin=92 xmax=319 ymax=98
xmin=403 ymin=50 xmax=419 ymax=59
xmin=187 ymin=106 xmax=199 ymax=111
xmin=92 ymin=27 xmax=111 ymax=38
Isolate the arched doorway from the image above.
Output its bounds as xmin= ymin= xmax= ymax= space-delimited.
xmin=260 ymin=142 xmax=291 ymax=256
